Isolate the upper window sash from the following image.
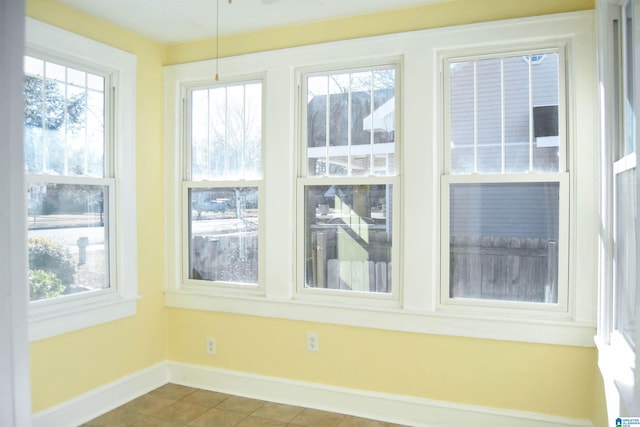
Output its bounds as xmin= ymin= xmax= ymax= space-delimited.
xmin=185 ymin=80 xmax=263 ymax=182
xmin=443 ymin=47 xmax=567 ymax=176
xmin=301 ymin=64 xmax=399 ymax=178
xmin=23 ymin=53 xmax=113 ymax=179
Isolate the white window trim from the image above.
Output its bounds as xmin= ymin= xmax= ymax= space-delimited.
xmin=26 ymin=18 xmax=138 ymax=341
xmin=165 ymin=11 xmax=597 ymax=347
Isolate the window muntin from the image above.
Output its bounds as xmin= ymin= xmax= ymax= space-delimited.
xmin=185 ymin=81 xmax=263 ymax=287
xmin=24 ymin=55 xmax=113 ymax=302
xmin=300 ymin=64 xmax=398 ymax=297
xmin=443 ymin=49 xmax=566 ymax=307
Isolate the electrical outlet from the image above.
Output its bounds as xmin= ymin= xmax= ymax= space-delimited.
xmin=206 ymin=337 xmax=216 ymax=355
xmin=306 ymin=332 xmax=319 ymax=352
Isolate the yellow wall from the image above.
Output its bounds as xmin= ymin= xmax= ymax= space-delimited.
xmin=26 ymin=0 xmax=602 ymax=421
xmin=169 ymin=310 xmax=597 ymax=419
xmin=592 ymin=367 xmax=609 ymax=427
xmin=26 ymin=0 xmax=168 ymax=412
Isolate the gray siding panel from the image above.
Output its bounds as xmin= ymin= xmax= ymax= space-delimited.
xmin=450 ymin=182 xmax=560 ymax=239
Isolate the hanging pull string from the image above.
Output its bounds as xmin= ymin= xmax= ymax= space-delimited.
xmin=215 ymin=0 xmax=220 ymax=80
xmin=215 ymin=0 xmax=233 ymax=81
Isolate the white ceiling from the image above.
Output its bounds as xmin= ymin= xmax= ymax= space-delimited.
xmin=56 ymin=0 xmax=441 ymax=44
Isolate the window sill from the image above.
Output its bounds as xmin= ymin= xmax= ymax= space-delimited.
xmin=164 ymin=289 xmax=595 ymax=347
xmin=596 ymin=335 xmax=640 ymax=416
xmin=29 ymin=294 xmax=140 ymax=341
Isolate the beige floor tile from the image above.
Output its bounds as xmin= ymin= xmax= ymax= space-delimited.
xmin=83 ymin=386 xmax=409 ymax=427
xmin=181 ymin=389 xmax=231 ymax=408
xmin=235 ymin=415 xmax=287 ymax=426
xmin=250 ymin=401 xmax=304 ymax=422
xmin=151 ymin=400 xmax=209 ymax=424
xmin=188 ymin=407 xmax=247 ymax=427
xmin=289 ymin=408 xmax=344 ymax=427
xmin=81 ymin=407 xmax=147 ymax=427
xmin=337 ymin=415 xmax=389 ymax=427
xmin=150 ymin=383 xmax=198 ymax=400
xmin=121 ymin=393 xmax=176 ymax=415
xmin=215 ymin=395 xmax=265 ymax=414
xmin=129 ymin=416 xmax=186 ymax=427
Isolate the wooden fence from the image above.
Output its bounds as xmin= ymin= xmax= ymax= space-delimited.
xmin=450 ymin=236 xmax=558 ymax=303
xmin=191 ymin=233 xmax=258 ymax=283
xmin=310 ymin=228 xmax=392 ymax=292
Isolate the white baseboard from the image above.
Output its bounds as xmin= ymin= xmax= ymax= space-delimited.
xmin=169 ymin=361 xmax=593 ymax=427
xmin=31 ymin=360 xmax=593 ymax=427
xmin=32 ymin=361 xmax=169 ymax=427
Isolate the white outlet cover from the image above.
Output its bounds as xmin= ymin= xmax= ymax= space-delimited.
xmin=306 ymin=332 xmax=319 ymax=352
xmin=206 ymin=337 xmax=216 ymax=355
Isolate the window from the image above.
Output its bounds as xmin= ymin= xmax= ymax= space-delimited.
xmin=612 ymin=0 xmax=639 ymax=350
xmin=441 ymin=49 xmax=569 ymax=310
xmin=25 ymin=56 xmax=111 ymax=301
xmin=184 ymin=81 xmax=263 ymax=289
xmin=298 ymin=66 xmax=398 ymax=298
xmin=26 ymin=18 xmax=137 ymax=341
xmin=596 ymin=0 xmax=640 ymax=416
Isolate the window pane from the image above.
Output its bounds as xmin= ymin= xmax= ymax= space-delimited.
xmin=504 ymin=56 xmax=531 ymax=173
xmin=615 ymin=168 xmax=637 ymax=347
xmin=621 ymin=1 xmax=637 ymax=159
xmin=304 ymin=184 xmax=392 ymax=293
xmin=531 ymin=53 xmax=560 ymax=172
xmin=27 ymin=182 xmax=109 ymax=301
xmin=189 ymin=187 xmax=258 ymax=284
xmin=23 ymin=57 xmax=105 ymax=177
xmin=449 ymin=53 xmax=560 ymax=174
xmin=372 ymin=69 xmax=396 ymax=176
xmin=190 ymin=82 xmax=262 ymax=181
xmin=449 ymin=61 xmax=475 ymax=174
xmin=449 ymin=182 xmax=559 ymax=303
xmin=306 ymin=67 xmax=396 ymax=177
xmin=477 ymin=58 xmax=503 ymax=173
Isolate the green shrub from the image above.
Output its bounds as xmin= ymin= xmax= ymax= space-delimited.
xmin=29 ymin=269 xmax=65 ymax=300
xmin=28 ymin=237 xmax=76 ymax=285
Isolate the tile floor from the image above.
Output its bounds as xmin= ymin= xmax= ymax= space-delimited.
xmin=82 ymin=383 xmax=408 ymax=427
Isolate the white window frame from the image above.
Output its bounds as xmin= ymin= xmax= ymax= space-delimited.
xmin=26 ymin=18 xmax=138 ymax=341
xmin=165 ymin=11 xmax=596 ymax=347
xmin=439 ymin=46 xmax=571 ymax=317
xmin=295 ymin=62 xmax=401 ymax=306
